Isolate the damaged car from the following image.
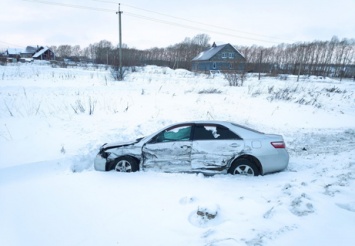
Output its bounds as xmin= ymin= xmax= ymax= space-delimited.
xmin=94 ymin=121 xmax=289 ymax=176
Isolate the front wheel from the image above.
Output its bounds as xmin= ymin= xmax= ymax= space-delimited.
xmin=111 ymin=156 xmax=139 ymax=173
xmin=228 ymin=158 xmax=259 ymax=176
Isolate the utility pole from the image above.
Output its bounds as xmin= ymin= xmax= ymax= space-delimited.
xmin=116 ymin=3 xmax=123 ymax=80
xmin=258 ymin=50 xmax=263 ymax=80
xmin=297 ymin=44 xmax=305 ymax=82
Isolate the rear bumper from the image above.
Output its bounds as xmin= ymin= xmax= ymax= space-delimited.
xmin=94 ymin=154 xmax=107 ymax=171
xmin=259 ymin=149 xmax=289 ymax=174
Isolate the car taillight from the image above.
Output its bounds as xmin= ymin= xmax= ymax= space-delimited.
xmin=271 ymin=141 xmax=286 ymax=148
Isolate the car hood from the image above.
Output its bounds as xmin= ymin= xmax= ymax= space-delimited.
xmin=101 ymin=138 xmax=142 ymax=151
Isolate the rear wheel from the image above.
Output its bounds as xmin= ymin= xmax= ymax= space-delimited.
xmin=111 ymin=156 xmax=139 ymax=173
xmin=229 ymin=158 xmax=259 ymax=176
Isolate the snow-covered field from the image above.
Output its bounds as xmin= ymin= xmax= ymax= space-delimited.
xmin=0 ymin=62 xmax=354 ymax=246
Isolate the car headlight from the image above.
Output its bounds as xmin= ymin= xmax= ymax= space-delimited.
xmin=99 ymin=150 xmax=109 ymax=159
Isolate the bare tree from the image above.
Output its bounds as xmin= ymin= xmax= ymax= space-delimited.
xmin=67 ymin=35 xmax=354 ymax=79
xmin=71 ymin=45 xmax=82 ymax=57
xmin=56 ymin=45 xmax=72 ymax=58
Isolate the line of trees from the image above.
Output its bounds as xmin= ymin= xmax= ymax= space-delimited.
xmin=237 ymin=36 xmax=355 ymax=79
xmin=49 ymin=35 xmax=355 ymax=79
xmin=50 ymin=34 xmax=211 ymax=70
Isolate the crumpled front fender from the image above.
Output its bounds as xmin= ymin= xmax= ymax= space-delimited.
xmin=94 ymin=154 xmax=107 ymax=171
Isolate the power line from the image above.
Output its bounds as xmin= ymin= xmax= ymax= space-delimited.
xmin=90 ymin=0 xmax=117 ymax=4
xmin=90 ymin=0 xmax=293 ymax=43
xmin=124 ymin=12 xmax=280 ymax=44
xmin=22 ymin=0 xmax=115 ymax=13
xmin=21 ymin=0 xmax=291 ymax=45
xmin=120 ymin=3 xmax=292 ymax=43
xmin=0 ymin=40 xmax=23 ymax=48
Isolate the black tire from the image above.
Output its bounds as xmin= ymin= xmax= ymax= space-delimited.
xmin=228 ymin=158 xmax=260 ymax=176
xmin=111 ymin=156 xmax=139 ymax=173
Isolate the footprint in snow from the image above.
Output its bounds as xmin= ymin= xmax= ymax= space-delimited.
xmin=179 ymin=196 xmax=197 ymax=205
xmin=290 ymin=193 xmax=314 ymax=216
xmin=189 ymin=203 xmax=222 ymax=228
xmin=263 ymin=206 xmax=275 ymax=219
xmin=336 ymin=203 xmax=355 ymax=213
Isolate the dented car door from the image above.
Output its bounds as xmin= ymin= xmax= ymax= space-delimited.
xmin=191 ymin=124 xmax=244 ymax=170
xmin=142 ymin=124 xmax=193 ymax=172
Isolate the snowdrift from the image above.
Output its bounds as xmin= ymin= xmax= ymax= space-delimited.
xmin=0 ymin=62 xmax=354 ymax=245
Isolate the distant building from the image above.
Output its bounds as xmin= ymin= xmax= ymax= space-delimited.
xmin=21 ymin=46 xmax=38 ymax=58
xmin=32 ymin=46 xmax=55 ymax=60
xmin=3 ymin=46 xmax=55 ymax=61
xmin=4 ymin=48 xmax=22 ymax=60
xmin=191 ymin=42 xmax=246 ymax=73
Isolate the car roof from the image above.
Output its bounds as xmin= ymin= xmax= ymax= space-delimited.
xmin=174 ymin=120 xmax=232 ymax=125
xmin=164 ymin=121 xmax=264 ymax=137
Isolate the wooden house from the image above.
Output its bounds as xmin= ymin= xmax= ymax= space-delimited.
xmin=21 ymin=46 xmax=38 ymax=58
xmin=4 ymin=48 xmax=22 ymax=60
xmin=32 ymin=46 xmax=55 ymax=60
xmin=191 ymin=42 xmax=245 ymax=73
xmin=3 ymin=46 xmax=55 ymax=61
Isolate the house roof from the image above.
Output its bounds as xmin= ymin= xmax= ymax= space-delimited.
xmin=23 ymin=46 xmax=37 ymax=54
xmin=32 ymin=47 xmax=51 ymax=58
xmin=6 ymin=48 xmax=23 ymax=55
xmin=192 ymin=43 xmax=244 ymax=61
xmin=5 ymin=46 xmax=50 ymax=56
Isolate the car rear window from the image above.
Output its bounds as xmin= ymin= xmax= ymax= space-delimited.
xmin=231 ymin=123 xmax=263 ymax=134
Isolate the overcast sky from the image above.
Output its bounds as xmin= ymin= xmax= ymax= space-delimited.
xmin=1 ymin=0 xmax=354 ymax=50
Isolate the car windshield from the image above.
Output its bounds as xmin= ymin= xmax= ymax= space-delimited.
xmin=163 ymin=126 xmax=191 ymax=141
xmin=152 ymin=125 xmax=192 ymax=143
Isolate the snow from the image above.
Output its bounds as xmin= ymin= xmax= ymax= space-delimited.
xmin=0 ymin=62 xmax=354 ymax=245
xmin=32 ymin=47 xmax=49 ymax=58
xmin=5 ymin=48 xmax=24 ymax=55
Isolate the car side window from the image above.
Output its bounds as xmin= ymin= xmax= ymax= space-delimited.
xmin=153 ymin=125 xmax=192 ymax=143
xmin=217 ymin=126 xmax=241 ymax=139
xmin=193 ymin=125 xmax=241 ymax=140
xmin=193 ymin=125 xmax=216 ymax=140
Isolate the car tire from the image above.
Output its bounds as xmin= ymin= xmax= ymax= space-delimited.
xmin=111 ymin=156 xmax=139 ymax=173
xmin=229 ymin=158 xmax=260 ymax=176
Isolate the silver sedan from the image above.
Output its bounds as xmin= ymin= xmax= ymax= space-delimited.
xmin=94 ymin=121 xmax=289 ymax=176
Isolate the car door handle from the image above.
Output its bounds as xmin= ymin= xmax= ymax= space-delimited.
xmin=230 ymin=143 xmax=240 ymax=148
xmin=181 ymin=145 xmax=191 ymax=149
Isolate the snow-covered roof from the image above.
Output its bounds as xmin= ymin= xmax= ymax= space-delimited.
xmin=6 ymin=46 xmax=47 ymax=56
xmin=24 ymin=46 xmax=37 ymax=54
xmin=6 ymin=48 xmax=23 ymax=55
xmin=192 ymin=43 xmax=244 ymax=61
xmin=32 ymin=47 xmax=50 ymax=58
xmin=192 ymin=44 xmax=227 ymax=61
